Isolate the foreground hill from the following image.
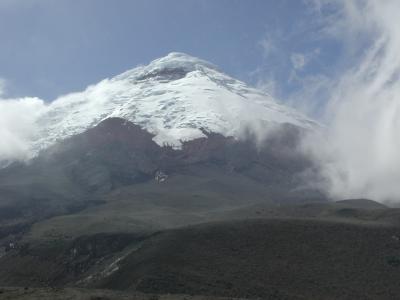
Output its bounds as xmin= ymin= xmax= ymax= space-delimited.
xmin=1 ymin=215 xmax=400 ymax=299
xmin=96 ymin=218 xmax=400 ymax=299
xmin=0 ymin=287 xmax=246 ymax=300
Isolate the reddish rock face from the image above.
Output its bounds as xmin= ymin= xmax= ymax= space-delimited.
xmin=37 ymin=117 xmax=314 ymax=192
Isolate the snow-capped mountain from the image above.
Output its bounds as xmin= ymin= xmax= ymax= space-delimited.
xmin=33 ymin=52 xmax=316 ymax=153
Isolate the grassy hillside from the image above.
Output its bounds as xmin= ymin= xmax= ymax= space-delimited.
xmin=1 ymin=211 xmax=400 ymax=299
xmin=100 ymin=218 xmax=400 ymax=299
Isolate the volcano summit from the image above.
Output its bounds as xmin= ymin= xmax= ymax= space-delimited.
xmin=26 ymin=52 xmax=317 ymax=155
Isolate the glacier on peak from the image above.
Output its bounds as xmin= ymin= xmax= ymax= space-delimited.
xmin=115 ymin=52 xmax=219 ymax=82
xmin=30 ymin=52 xmax=317 ymax=154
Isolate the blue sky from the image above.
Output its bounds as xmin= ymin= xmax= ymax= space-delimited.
xmin=0 ymin=0 xmax=343 ymax=105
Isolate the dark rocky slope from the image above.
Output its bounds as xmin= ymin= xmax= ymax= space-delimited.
xmin=0 ymin=117 xmax=322 ymax=242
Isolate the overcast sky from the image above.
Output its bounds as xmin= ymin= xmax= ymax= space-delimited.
xmin=0 ymin=0 xmax=343 ymax=106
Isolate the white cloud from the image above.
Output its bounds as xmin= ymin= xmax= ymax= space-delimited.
xmin=303 ymin=0 xmax=400 ymax=202
xmin=290 ymin=48 xmax=320 ymax=73
xmin=259 ymin=34 xmax=279 ymax=59
xmin=288 ymin=73 xmax=333 ymax=117
xmin=0 ymin=78 xmax=49 ymax=163
xmin=0 ymin=97 xmax=46 ymax=162
xmin=291 ymin=53 xmax=307 ymax=70
xmin=255 ymin=77 xmax=278 ymax=97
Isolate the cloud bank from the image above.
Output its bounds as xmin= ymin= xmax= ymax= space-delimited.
xmin=0 ymin=96 xmax=46 ymax=163
xmin=304 ymin=0 xmax=400 ymax=202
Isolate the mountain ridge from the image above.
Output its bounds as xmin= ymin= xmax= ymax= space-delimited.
xmin=28 ymin=52 xmax=317 ymax=157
